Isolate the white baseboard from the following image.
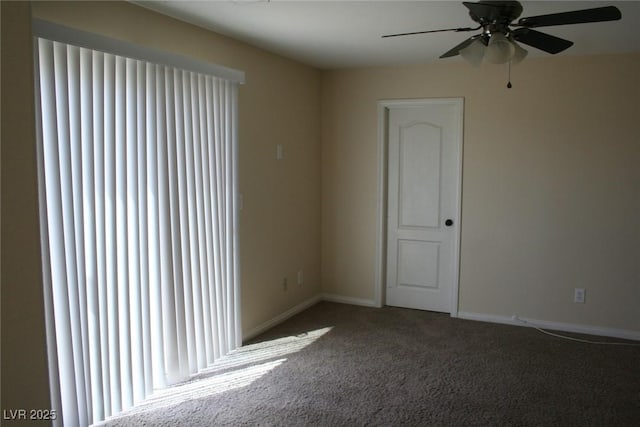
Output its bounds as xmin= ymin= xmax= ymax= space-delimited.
xmin=458 ymin=311 xmax=640 ymax=342
xmin=244 ymin=295 xmax=638 ymax=343
xmin=321 ymin=293 xmax=379 ymax=308
xmin=242 ymin=293 xmax=380 ymax=341
xmin=242 ymin=295 xmax=322 ymax=342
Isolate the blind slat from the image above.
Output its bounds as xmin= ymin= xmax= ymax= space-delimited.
xmin=125 ymin=58 xmax=145 ymax=405
xmin=136 ymin=61 xmax=154 ymax=397
xmin=92 ymin=49 xmax=112 ymax=419
xmin=156 ymin=68 xmax=180 ymax=385
xmin=146 ymin=64 xmax=166 ymax=391
xmin=80 ymin=46 xmax=104 ymax=423
xmin=103 ymin=51 xmax=122 ymax=415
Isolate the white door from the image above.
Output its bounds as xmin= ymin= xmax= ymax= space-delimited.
xmin=385 ymin=99 xmax=462 ymax=313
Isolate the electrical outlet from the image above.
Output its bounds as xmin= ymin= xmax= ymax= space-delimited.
xmin=574 ymin=288 xmax=585 ymax=304
xmin=282 ymin=277 xmax=288 ymax=292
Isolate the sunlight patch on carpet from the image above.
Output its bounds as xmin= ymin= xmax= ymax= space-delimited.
xmin=97 ymin=327 xmax=333 ymax=423
xmin=200 ymin=326 xmax=334 ymax=374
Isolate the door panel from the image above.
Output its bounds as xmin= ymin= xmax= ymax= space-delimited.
xmin=397 ymin=240 xmax=440 ymax=289
xmin=386 ymin=100 xmax=462 ymax=313
xmin=399 ymin=122 xmax=442 ymax=228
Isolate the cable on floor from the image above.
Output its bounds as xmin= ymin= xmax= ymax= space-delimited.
xmin=512 ymin=316 xmax=640 ymax=346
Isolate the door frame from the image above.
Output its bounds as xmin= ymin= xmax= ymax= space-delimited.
xmin=374 ymin=98 xmax=464 ymax=316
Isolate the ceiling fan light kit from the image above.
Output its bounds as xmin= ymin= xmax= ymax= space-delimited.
xmin=459 ymin=38 xmax=486 ymax=67
xmin=459 ymin=34 xmax=528 ymax=67
xmin=383 ymin=1 xmax=622 ymax=73
xmin=485 ymin=33 xmax=514 ymax=63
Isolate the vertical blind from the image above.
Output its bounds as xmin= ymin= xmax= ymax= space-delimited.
xmin=35 ymin=35 xmax=241 ymax=426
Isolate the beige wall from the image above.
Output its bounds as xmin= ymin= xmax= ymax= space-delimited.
xmin=321 ymin=54 xmax=640 ymax=332
xmin=1 ymin=1 xmax=52 ymax=414
xmin=31 ymin=1 xmax=323 ymax=334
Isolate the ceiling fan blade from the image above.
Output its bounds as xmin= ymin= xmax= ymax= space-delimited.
xmin=382 ymin=26 xmax=479 ymax=38
xmin=439 ymin=35 xmax=483 ymax=58
xmin=463 ymin=1 xmax=502 ymax=22
xmin=511 ymin=28 xmax=573 ymax=54
xmin=517 ymin=6 xmax=621 ymax=28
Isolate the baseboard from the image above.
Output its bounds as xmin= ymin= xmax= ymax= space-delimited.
xmin=457 ymin=311 xmax=640 ymax=342
xmin=242 ymin=295 xmax=322 ymax=342
xmin=321 ymin=293 xmax=379 ymax=308
xmin=243 ymin=295 xmax=639 ymax=342
xmin=241 ymin=293 xmax=380 ymax=342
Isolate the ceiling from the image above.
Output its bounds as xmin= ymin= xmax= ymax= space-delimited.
xmin=133 ymin=1 xmax=640 ymax=69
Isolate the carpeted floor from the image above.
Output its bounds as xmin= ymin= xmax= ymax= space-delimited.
xmin=102 ymin=302 xmax=640 ymax=426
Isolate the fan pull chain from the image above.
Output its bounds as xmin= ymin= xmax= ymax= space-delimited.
xmin=507 ymin=61 xmax=512 ymax=89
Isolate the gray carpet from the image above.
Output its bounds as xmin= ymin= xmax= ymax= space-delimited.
xmin=103 ymin=302 xmax=640 ymax=426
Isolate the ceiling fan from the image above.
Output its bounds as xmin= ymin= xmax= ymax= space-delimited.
xmin=382 ymin=1 xmax=622 ymax=66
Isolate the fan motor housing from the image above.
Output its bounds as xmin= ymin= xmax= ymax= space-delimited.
xmin=469 ymin=1 xmax=523 ymax=25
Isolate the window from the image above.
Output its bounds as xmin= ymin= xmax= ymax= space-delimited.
xmin=34 ymin=21 xmax=243 ymax=425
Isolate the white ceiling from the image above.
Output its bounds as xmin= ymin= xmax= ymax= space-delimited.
xmin=134 ymin=0 xmax=640 ymax=69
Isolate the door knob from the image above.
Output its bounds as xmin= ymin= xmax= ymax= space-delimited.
xmin=445 ymin=219 xmax=454 ymax=227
